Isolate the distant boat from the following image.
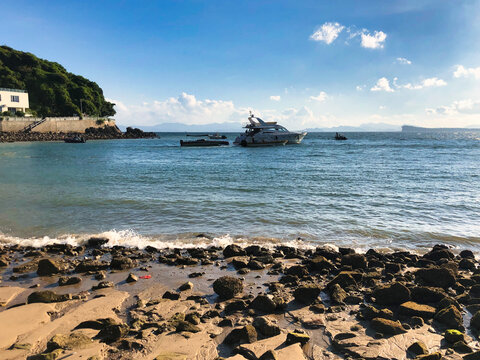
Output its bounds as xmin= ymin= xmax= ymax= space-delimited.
xmin=180 ymin=139 xmax=229 ymax=147
xmin=209 ymin=133 xmax=227 ymax=139
xmin=64 ymin=136 xmax=86 ymax=143
xmin=334 ymin=132 xmax=347 ymax=141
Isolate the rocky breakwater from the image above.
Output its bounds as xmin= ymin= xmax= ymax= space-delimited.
xmin=1 ymin=241 xmax=480 ymax=359
xmin=0 ymin=126 xmax=156 ymax=143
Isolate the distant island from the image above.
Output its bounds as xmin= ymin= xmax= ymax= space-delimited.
xmin=0 ymin=45 xmax=115 ymax=117
xmin=402 ymin=125 xmax=480 ymax=132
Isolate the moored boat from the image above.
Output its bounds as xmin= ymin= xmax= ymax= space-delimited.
xmin=234 ymin=112 xmax=307 ymax=146
xmin=334 ymin=132 xmax=347 ymax=140
xmin=180 ymin=139 xmax=229 ymax=147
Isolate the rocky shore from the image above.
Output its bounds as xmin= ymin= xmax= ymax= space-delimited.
xmin=0 ymin=126 xmax=157 ymax=143
xmin=1 ymin=241 xmax=480 ymax=360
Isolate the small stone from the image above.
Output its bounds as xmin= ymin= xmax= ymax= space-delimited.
xmin=27 ymin=291 xmax=71 ymax=304
xmin=175 ymin=320 xmax=201 ymax=333
xmin=178 ymin=281 xmax=193 ymax=291
xmin=126 ymin=273 xmax=138 ymax=283
xmin=407 ymin=341 xmax=428 ymax=356
xmin=162 ymin=291 xmax=180 ymax=300
xmin=58 ymin=276 xmax=82 ymax=286
xmin=252 ymin=316 xmax=281 ymax=338
xmin=37 ymin=258 xmax=65 ymax=276
xmin=91 ymin=281 xmax=114 ymax=290
xmin=286 ymin=331 xmax=310 ymax=346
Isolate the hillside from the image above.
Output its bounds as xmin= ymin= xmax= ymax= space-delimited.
xmin=0 ymin=46 xmax=115 ymax=117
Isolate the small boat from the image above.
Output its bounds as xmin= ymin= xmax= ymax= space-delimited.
xmin=180 ymin=139 xmax=229 ymax=147
xmin=64 ymin=136 xmax=86 ymax=143
xmin=209 ymin=133 xmax=227 ymax=139
xmin=334 ymin=132 xmax=347 ymax=141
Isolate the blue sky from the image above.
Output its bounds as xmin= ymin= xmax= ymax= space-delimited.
xmin=2 ymin=0 xmax=480 ymax=129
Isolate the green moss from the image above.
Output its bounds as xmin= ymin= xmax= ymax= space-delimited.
xmin=0 ymin=46 xmax=115 ymax=117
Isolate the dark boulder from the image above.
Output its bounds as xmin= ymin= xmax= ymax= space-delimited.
xmin=293 ymin=284 xmax=321 ymax=304
xmin=434 ymin=305 xmax=463 ymax=330
xmin=37 ymin=258 xmax=65 ymax=276
xmin=286 ymin=265 xmax=309 ymax=277
xmin=92 ymin=281 xmax=114 ymax=290
xmin=460 ymin=250 xmax=475 ymax=259
xmin=341 ymin=253 xmax=367 ymax=269
xmin=28 ymin=290 xmax=71 ymax=304
xmin=372 ymin=282 xmax=410 ymax=305
xmin=250 ymin=295 xmax=280 ymax=313
xmin=410 ymin=286 xmax=447 ymax=303
xmin=86 ymin=237 xmax=109 ymax=248
xmin=329 ymin=283 xmax=347 ymax=305
xmin=223 ymin=245 xmax=246 ymax=258
xmin=213 ymin=276 xmax=243 ymax=299
xmin=252 ymin=316 xmax=281 ymax=338
xmin=370 ymin=318 xmax=407 ymax=335
xmin=398 ymin=301 xmax=436 ymax=319
xmin=224 ymin=325 xmax=257 ymax=345
xmin=97 ymin=323 xmax=129 ymax=342
xmin=110 ymin=256 xmax=134 ymax=270
xmin=75 ymin=259 xmax=109 ymax=273
xmin=415 ymin=267 xmax=456 ymax=288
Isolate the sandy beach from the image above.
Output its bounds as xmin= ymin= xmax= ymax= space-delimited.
xmin=0 ymin=239 xmax=479 ymax=360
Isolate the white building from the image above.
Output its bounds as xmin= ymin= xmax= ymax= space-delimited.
xmin=0 ymin=88 xmax=30 ymax=115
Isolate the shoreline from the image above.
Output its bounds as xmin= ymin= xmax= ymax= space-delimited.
xmin=0 ymin=126 xmax=157 ymax=143
xmin=0 ymin=240 xmax=479 ymax=359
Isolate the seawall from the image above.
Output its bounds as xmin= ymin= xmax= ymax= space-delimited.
xmin=0 ymin=116 xmax=116 ymax=133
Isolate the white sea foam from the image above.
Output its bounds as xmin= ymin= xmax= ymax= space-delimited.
xmin=0 ymin=229 xmax=317 ymax=250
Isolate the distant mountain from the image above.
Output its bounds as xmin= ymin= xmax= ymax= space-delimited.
xmin=306 ymin=123 xmax=402 ymax=132
xmin=118 ymin=122 xmax=243 ymax=132
xmin=402 ymin=125 xmax=480 ymax=132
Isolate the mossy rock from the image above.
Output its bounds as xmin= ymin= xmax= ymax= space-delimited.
xmin=286 ymin=331 xmax=310 ymax=346
xmin=46 ymin=333 xmax=92 ymax=351
xmin=444 ymin=329 xmax=464 ymax=343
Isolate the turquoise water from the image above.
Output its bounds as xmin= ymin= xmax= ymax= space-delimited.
xmin=0 ymin=131 xmax=479 ymax=251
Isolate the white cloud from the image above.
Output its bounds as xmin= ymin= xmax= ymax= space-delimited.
xmin=402 ymin=77 xmax=447 ymax=90
xmin=356 ymin=85 xmax=366 ymax=91
xmin=109 ymin=92 xmax=249 ymax=126
xmin=310 ymin=22 xmax=345 ymax=44
xmin=396 ymin=57 xmax=412 ymax=65
xmin=453 ymin=65 xmax=480 ymax=79
xmin=379 ymin=105 xmax=387 ymax=110
xmin=309 ymin=91 xmax=327 ymax=102
xmin=270 ymin=95 xmax=281 ymax=101
xmin=360 ymin=30 xmax=387 ymax=49
xmin=371 ymin=77 xmax=394 ymax=92
xmin=426 ymin=99 xmax=480 ymax=115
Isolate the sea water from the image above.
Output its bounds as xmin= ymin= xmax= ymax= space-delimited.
xmin=0 ymin=131 xmax=479 ymax=252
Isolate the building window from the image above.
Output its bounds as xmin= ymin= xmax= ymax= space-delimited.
xmin=11 ymin=95 xmax=19 ymax=102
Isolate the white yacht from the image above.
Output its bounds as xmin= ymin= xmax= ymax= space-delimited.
xmin=234 ymin=113 xmax=307 ymax=146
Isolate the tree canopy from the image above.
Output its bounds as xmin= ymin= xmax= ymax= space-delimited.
xmin=0 ymin=46 xmax=115 ymax=117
